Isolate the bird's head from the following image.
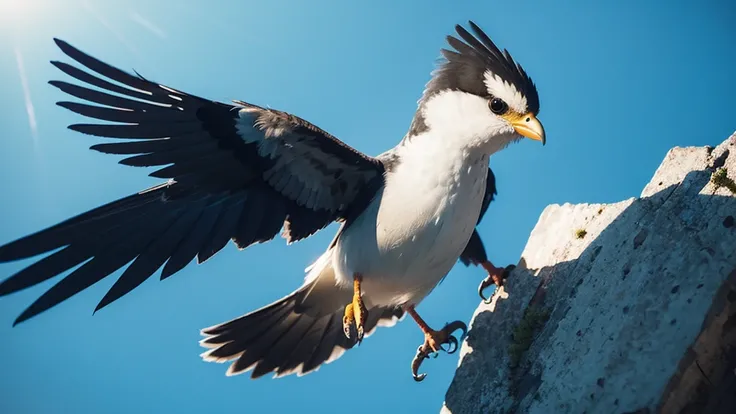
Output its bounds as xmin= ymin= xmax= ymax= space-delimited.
xmin=408 ymin=21 xmax=544 ymax=154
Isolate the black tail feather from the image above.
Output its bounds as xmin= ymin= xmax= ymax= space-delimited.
xmin=200 ymin=283 xmax=404 ymax=379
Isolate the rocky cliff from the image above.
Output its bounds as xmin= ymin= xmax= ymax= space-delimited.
xmin=442 ymin=134 xmax=736 ymax=414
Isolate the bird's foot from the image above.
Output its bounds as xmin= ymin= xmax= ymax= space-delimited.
xmin=342 ymin=275 xmax=367 ymax=343
xmin=478 ymin=262 xmax=516 ymax=303
xmin=342 ymin=301 xmax=367 ymax=342
xmin=410 ymin=320 xmax=467 ymax=382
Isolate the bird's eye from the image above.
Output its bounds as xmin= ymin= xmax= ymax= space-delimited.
xmin=489 ymin=98 xmax=508 ymax=115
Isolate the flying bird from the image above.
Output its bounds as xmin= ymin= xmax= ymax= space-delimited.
xmin=0 ymin=21 xmax=544 ymax=381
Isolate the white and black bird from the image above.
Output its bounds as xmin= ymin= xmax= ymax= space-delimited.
xmin=0 ymin=21 xmax=544 ymax=381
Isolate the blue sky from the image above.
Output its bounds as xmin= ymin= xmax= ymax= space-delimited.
xmin=0 ymin=0 xmax=734 ymax=413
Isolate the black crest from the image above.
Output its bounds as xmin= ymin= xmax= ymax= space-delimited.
xmin=407 ymin=21 xmax=540 ymax=137
xmin=416 ymin=21 xmax=540 ymax=120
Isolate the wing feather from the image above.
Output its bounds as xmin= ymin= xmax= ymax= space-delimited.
xmin=459 ymin=167 xmax=497 ymax=266
xmin=0 ymin=38 xmax=383 ymax=326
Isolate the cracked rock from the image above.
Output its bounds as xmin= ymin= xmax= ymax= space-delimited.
xmin=442 ymin=133 xmax=736 ymax=414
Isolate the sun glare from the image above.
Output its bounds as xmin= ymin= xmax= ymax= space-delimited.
xmin=0 ymin=0 xmax=40 ymax=24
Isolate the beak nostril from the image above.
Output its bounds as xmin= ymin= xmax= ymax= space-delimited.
xmin=525 ymin=117 xmax=530 ymax=122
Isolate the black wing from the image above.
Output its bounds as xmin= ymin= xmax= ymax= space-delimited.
xmin=0 ymin=39 xmax=384 ymax=325
xmin=459 ymin=167 xmax=497 ymax=266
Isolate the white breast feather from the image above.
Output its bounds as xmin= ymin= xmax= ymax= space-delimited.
xmin=333 ymin=133 xmax=488 ymax=307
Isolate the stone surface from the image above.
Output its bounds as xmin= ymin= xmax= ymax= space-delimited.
xmin=442 ymin=133 xmax=736 ymax=414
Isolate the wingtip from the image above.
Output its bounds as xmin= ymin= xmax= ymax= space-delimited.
xmin=199 ymin=348 xmax=215 ymax=361
xmin=131 ymin=68 xmax=147 ymax=81
xmin=250 ymin=368 xmax=268 ymax=380
xmin=92 ymin=300 xmax=107 ymax=315
xmin=198 ymin=336 xmax=217 ymax=349
xmin=468 ymin=21 xmax=483 ymax=37
xmin=159 ymin=267 xmax=174 ymax=281
xmin=199 ymin=323 xmax=221 ymax=337
xmin=53 ymin=38 xmax=69 ymax=51
xmin=89 ymin=143 xmax=107 ymax=154
xmin=12 ymin=311 xmax=30 ymax=327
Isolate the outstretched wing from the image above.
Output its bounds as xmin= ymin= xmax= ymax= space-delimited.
xmin=459 ymin=167 xmax=496 ymax=266
xmin=0 ymin=39 xmax=384 ymax=325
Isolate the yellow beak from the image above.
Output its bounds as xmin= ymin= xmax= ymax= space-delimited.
xmin=511 ymin=113 xmax=546 ymax=145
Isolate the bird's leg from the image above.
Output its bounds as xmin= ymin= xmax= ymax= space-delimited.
xmin=478 ymin=260 xmax=516 ymax=303
xmin=342 ymin=273 xmax=368 ymax=343
xmin=406 ymin=305 xmax=467 ymax=382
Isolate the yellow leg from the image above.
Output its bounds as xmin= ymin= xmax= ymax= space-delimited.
xmin=342 ymin=274 xmax=367 ymax=342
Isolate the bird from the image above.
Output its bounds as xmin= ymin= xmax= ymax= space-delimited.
xmin=0 ymin=21 xmax=544 ymax=381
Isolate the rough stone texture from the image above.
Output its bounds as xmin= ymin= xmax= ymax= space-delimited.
xmin=442 ymin=133 xmax=736 ymax=414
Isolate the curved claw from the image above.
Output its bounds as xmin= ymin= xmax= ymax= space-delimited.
xmin=411 ymin=346 xmax=429 ymax=382
xmin=442 ymin=320 xmax=468 ymax=343
xmin=441 ymin=335 xmax=459 ymax=354
xmin=478 ymin=264 xmax=516 ymax=304
xmin=410 ymin=320 xmax=468 ymax=382
xmin=478 ymin=276 xmax=495 ymax=303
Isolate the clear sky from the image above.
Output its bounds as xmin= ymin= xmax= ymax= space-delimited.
xmin=0 ymin=0 xmax=734 ymax=413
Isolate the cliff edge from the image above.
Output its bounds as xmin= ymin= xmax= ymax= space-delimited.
xmin=442 ymin=133 xmax=736 ymax=414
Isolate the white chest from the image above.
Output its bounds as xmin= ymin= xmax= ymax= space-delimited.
xmin=333 ymin=139 xmax=489 ymax=307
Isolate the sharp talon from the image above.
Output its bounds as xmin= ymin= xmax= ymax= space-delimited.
xmin=443 ymin=320 xmax=467 ymax=341
xmin=441 ymin=321 xmax=464 ymax=355
xmin=357 ymin=326 xmax=365 ymax=344
xmin=343 ymin=303 xmax=355 ymax=339
xmin=411 ymin=345 xmax=430 ymax=382
xmin=344 ymin=274 xmax=368 ymax=343
xmin=478 ymin=263 xmax=515 ymax=303
xmin=408 ymin=320 xmax=467 ymax=381
xmin=446 ymin=336 xmax=459 ymax=354
xmin=478 ymin=276 xmax=495 ymax=303
xmin=343 ymin=317 xmax=357 ymax=340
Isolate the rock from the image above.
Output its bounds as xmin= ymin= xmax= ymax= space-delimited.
xmin=442 ymin=133 xmax=736 ymax=414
